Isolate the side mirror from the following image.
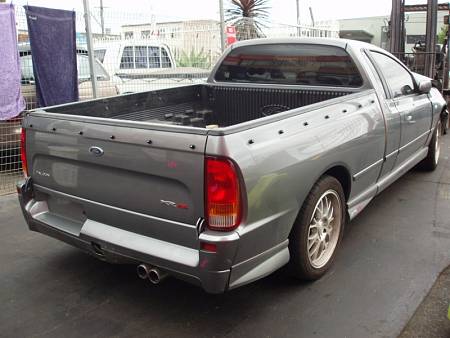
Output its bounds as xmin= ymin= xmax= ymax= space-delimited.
xmin=418 ymin=79 xmax=432 ymax=94
xmin=400 ymin=84 xmax=414 ymax=96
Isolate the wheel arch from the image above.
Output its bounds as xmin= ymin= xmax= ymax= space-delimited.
xmin=321 ymin=165 xmax=352 ymax=202
xmin=287 ymin=165 xmax=349 ymax=280
xmin=289 ymin=163 xmax=352 ymax=235
xmin=293 ymin=163 xmax=352 ymax=221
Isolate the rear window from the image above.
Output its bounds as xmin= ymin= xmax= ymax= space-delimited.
xmin=214 ymin=44 xmax=363 ymax=87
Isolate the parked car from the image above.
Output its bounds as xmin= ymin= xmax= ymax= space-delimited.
xmin=94 ymin=40 xmax=176 ymax=76
xmin=18 ymin=38 xmax=446 ymax=293
xmin=19 ymin=44 xmax=119 ymax=110
xmin=94 ymin=40 xmax=210 ymax=93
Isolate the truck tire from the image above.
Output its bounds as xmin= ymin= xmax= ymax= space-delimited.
xmin=419 ymin=120 xmax=441 ymax=171
xmin=442 ymin=109 xmax=448 ymax=135
xmin=289 ymin=176 xmax=345 ymax=281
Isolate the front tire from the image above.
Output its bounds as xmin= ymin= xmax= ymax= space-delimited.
xmin=419 ymin=120 xmax=441 ymax=171
xmin=289 ymin=176 xmax=345 ymax=281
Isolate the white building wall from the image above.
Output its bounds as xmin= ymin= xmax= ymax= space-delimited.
xmin=339 ymin=16 xmax=387 ymax=47
xmin=339 ymin=12 xmax=447 ymax=52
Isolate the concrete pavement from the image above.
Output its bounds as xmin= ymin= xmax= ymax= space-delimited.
xmin=1 ymin=138 xmax=450 ymax=338
xmin=399 ymin=265 xmax=450 ymax=338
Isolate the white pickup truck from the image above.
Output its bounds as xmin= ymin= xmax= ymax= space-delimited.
xmin=94 ymin=41 xmax=210 ymax=93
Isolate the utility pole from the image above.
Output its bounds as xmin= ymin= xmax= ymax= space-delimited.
xmin=389 ymin=0 xmax=401 ymax=53
xmin=219 ymin=0 xmax=226 ymax=52
xmin=445 ymin=10 xmax=450 ymax=90
xmin=296 ymin=0 xmax=301 ymax=37
xmin=83 ymin=0 xmax=98 ymax=99
xmin=309 ymin=7 xmax=315 ymax=27
xmin=100 ymin=0 xmax=105 ymax=36
xmin=425 ymin=0 xmax=438 ymax=78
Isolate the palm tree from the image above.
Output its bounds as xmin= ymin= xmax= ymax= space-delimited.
xmin=225 ymin=0 xmax=270 ymax=40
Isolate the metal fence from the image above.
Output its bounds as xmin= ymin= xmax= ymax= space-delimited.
xmin=393 ymin=51 xmax=446 ymax=83
xmin=0 ymin=117 xmax=22 ymax=195
xmin=0 ymin=3 xmax=338 ymax=195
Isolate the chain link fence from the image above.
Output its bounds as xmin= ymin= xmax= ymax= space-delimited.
xmin=0 ymin=3 xmax=338 ymax=195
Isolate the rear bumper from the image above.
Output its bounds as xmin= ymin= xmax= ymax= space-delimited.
xmin=17 ymin=179 xmax=232 ymax=293
xmin=24 ymin=217 xmax=232 ymax=293
xmin=18 ymin=180 xmax=290 ymax=293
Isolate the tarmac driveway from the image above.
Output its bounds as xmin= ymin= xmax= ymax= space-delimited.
xmin=1 ymin=138 xmax=450 ymax=338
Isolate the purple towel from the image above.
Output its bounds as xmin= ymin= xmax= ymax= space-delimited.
xmin=0 ymin=4 xmax=25 ymax=120
xmin=24 ymin=6 xmax=78 ymax=107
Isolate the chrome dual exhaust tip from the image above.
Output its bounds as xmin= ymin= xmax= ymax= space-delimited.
xmin=137 ymin=264 xmax=150 ymax=280
xmin=148 ymin=267 xmax=168 ymax=284
xmin=137 ymin=264 xmax=168 ymax=284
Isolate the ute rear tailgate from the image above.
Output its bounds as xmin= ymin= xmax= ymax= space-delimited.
xmin=23 ymin=112 xmax=207 ymax=255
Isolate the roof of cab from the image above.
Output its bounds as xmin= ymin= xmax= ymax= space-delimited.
xmin=227 ymin=37 xmax=387 ymax=54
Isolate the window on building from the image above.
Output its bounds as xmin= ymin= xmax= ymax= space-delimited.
xmin=124 ymin=31 xmax=134 ymax=39
xmin=406 ymin=35 xmax=426 ymax=44
xmin=141 ymin=30 xmax=151 ymax=39
xmin=19 ymin=54 xmax=34 ymax=83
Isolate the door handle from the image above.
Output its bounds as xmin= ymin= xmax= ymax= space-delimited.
xmin=405 ymin=115 xmax=416 ymax=124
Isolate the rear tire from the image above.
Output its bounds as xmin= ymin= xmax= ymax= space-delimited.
xmin=289 ymin=176 xmax=345 ymax=281
xmin=419 ymin=120 xmax=441 ymax=171
xmin=442 ymin=110 xmax=448 ymax=135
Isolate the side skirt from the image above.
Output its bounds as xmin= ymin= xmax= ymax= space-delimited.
xmin=347 ymin=146 xmax=428 ymax=220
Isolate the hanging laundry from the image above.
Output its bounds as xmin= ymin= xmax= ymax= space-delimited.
xmin=24 ymin=5 xmax=78 ymax=107
xmin=0 ymin=3 xmax=25 ymax=120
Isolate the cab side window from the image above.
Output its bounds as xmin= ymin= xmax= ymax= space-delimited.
xmin=161 ymin=48 xmax=172 ymax=68
xmin=94 ymin=49 xmax=106 ymax=63
xmin=369 ymin=52 xmax=415 ymax=97
xmin=120 ymin=46 xmax=168 ymax=69
xmin=134 ymin=46 xmax=148 ymax=69
xmin=120 ymin=46 xmax=134 ymax=69
xmin=148 ymin=47 xmax=161 ymax=68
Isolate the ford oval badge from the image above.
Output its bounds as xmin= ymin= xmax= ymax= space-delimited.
xmin=89 ymin=146 xmax=104 ymax=157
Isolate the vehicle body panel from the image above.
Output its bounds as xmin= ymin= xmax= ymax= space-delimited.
xmin=18 ymin=38 xmax=446 ymax=293
xmin=24 ymin=115 xmax=206 ymax=248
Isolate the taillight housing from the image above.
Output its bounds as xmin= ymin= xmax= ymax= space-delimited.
xmin=20 ymin=128 xmax=28 ymax=177
xmin=205 ymin=156 xmax=242 ymax=231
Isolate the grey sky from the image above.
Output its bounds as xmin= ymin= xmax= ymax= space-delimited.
xmin=9 ymin=0 xmax=450 ymax=33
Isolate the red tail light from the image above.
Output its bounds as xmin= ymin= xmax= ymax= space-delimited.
xmin=205 ymin=157 xmax=242 ymax=231
xmin=20 ymin=128 xmax=28 ymax=177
